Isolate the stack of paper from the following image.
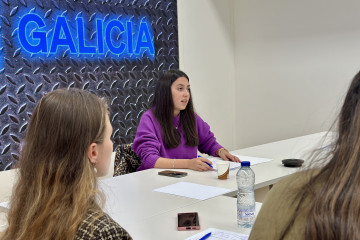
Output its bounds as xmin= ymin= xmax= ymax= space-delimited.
xmin=208 ymin=155 xmax=272 ymax=170
xmin=186 ymin=228 xmax=249 ymax=240
xmin=0 ymin=201 xmax=9 ymax=209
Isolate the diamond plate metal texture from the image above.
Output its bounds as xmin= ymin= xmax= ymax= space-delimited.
xmin=0 ymin=0 xmax=179 ymax=171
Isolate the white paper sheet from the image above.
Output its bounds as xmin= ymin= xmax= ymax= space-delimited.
xmin=208 ymin=155 xmax=272 ymax=170
xmin=0 ymin=201 xmax=9 ymax=209
xmin=186 ymin=228 xmax=249 ymax=240
xmin=154 ymin=182 xmax=231 ymax=200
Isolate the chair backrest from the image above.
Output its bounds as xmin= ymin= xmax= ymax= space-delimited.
xmin=113 ymin=143 xmax=142 ymax=176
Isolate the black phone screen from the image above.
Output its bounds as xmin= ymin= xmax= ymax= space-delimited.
xmin=177 ymin=212 xmax=199 ymax=227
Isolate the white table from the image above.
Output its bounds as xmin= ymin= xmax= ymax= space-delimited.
xmin=147 ymin=131 xmax=332 ymax=195
xmin=0 ymin=131 xmax=331 ymax=236
xmin=123 ymin=196 xmax=262 ymax=240
xmin=235 ymin=131 xmax=332 ymax=189
xmin=99 ymin=132 xmax=330 ymax=238
xmin=99 ymin=171 xmax=199 ymax=225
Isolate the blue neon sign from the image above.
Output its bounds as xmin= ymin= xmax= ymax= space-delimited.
xmin=0 ymin=26 xmax=3 ymax=71
xmin=0 ymin=44 xmax=3 ymax=71
xmin=18 ymin=13 xmax=155 ymax=59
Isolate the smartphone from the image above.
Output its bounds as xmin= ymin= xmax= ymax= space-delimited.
xmin=177 ymin=212 xmax=200 ymax=231
xmin=158 ymin=170 xmax=188 ymax=178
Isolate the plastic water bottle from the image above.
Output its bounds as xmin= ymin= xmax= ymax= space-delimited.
xmin=236 ymin=161 xmax=255 ymax=228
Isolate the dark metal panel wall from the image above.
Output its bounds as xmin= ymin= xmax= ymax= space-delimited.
xmin=0 ymin=0 xmax=179 ymax=170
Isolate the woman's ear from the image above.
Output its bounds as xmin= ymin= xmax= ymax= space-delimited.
xmin=88 ymin=143 xmax=98 ymax=165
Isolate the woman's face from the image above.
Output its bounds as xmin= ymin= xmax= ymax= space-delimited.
xmin=95 ymin=115 xmax=113 ymax=176
xmin=171 ymin=77 xmax=190 ymax=116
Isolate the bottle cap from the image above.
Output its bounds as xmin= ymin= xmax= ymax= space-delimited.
xmin=241 ymin=161 xmax=250 ymax=167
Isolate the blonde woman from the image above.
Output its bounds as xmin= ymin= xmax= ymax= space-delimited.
xmin=250 ymin=71 xmax=360 ymax=239
xmin=2 ymin=89 xmax=132 ymax=240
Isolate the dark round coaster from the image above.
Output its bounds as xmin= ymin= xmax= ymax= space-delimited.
xmin=282 ymin=159 xmax=304 ymax=167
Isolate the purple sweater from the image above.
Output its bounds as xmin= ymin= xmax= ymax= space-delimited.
xmin=133 ymin=110 xmax=223 ymax=171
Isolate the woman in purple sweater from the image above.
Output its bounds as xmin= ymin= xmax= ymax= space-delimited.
xmin=133 ymin=69 xmax=240 ymax=171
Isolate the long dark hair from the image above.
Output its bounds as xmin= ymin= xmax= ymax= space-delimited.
xmin=280 ymin=71 xmax=360 ymax=239
xmin=151 ymin=69 xmax=198 ymax=148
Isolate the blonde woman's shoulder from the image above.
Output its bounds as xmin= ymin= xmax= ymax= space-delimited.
xmin=76 ymin=210 xmax=133 ymax=240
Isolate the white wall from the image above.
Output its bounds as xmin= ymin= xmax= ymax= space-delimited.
xmin=234 ymin=0 xmax=360 ymax=148
xmin=178 ymin=0 xmax=236 ymax=149
xmin=178 ymin=0 xmax=360 ymax=150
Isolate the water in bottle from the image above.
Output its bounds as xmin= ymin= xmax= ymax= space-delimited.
xmin=236 ymin=161 xmax=255 ymax=228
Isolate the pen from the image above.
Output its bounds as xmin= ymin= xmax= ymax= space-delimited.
xmin=199 ymin=232 xmax=211 ymax=240
xmin=198 ymin=155 xmax=213 ymax=168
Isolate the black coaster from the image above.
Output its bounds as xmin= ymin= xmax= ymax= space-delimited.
xmin=282 ymin=159 xmax=304 ymax=167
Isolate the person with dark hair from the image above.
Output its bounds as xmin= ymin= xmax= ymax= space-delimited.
xmin=133 ymin=69 xmax=240 ymax=171
xmin=249 ymin=71 xmax=360 ymax=240
xmin=2 ymin=89 xmax=132 ymax=240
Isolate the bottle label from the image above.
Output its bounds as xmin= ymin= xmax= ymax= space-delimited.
xmin=238 ymin=208 xmax=255 ymax=220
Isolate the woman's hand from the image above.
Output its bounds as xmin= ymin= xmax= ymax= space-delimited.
xmin=219 ymin=149 xmax=241 ymax=163
xmin=187 ymin=157 xmax=213 ymax=171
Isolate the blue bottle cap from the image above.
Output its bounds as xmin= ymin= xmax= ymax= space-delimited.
xmin=241 ymin=161 xmax=250 ymax=166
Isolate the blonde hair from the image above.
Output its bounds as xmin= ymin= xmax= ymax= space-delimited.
xmin=2 ymin=88 xmax=109 ymax=240
xmin=280 ymin=71 xmax=360 ymax=239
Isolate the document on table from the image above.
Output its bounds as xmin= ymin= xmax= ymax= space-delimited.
xmin=186 ymin=228 xmax=249 ymax=240
xmin=154 ymin=182 xmax=231 ymax=200
xmin=0 ymin=201 xmax=9 ymax=209
xmin=208 ymin=155 xmax=272 ymax=170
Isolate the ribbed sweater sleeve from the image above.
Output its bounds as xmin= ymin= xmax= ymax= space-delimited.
xmin=132 ymin=111 xmax=161 ymax=169
xmin=196 ymin=114 xmax=223 ymax=156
